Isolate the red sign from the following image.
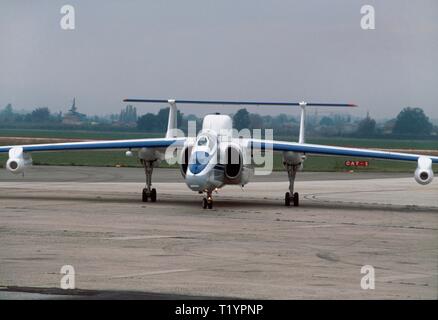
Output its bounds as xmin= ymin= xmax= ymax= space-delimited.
xmin=345 ymin=160 xmax=369 ymax=167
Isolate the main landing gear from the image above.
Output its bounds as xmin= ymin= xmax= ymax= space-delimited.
xmin=202 ymin=192 xmax=213 ymax=209
xmin=284 ymin=163 xmax=300 ymax=207
xmin=285 ymin=191 xmax=299 ymax=207
xmin=141 ymin=159 xmax=157 ymax=202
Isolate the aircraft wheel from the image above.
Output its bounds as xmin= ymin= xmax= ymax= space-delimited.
xmin=202 ymin=198 xmax=208 ymax=209
xmin=207 ymin=199 xmax=213 ymax=209
xmin=293 ymin=192 xmax=299 ymax=207
xmin=150 ymin=188 xmax=157 ymax=202
xmin=142 ymin=188 xmax=148 ymax=202
xmin=285 ymin=192 xmax=291 ymax=206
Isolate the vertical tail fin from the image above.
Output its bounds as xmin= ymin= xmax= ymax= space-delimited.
xmin=298 ymin=102 xmax=306 ymax=144
xmin=166 ymin=100 xmax=178 ymax=138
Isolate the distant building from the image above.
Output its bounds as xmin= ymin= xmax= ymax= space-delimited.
xmin=382 ymin=118 xmax=396 ymax=135
xmin=62 ymin=98 xmax=87 ymax=125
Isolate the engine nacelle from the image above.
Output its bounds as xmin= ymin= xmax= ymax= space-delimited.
xmin=179 ymin=145 xmax=193 ymax=178
xmin=283 ymin=151 xmax=305 ymax=166
xmin=138 ymin=147 xmax=159 ymax=161
xmin=223 ymin=145 xmax=243 ymax=183
xmin=414 ymin=156 xmax=434 ymax=185
xmin=6 ymin=147 xmax=32 ymax=174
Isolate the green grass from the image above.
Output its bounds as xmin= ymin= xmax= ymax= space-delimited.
xmin=0 ymin=128 xmax=161 ymax=140
xmin=273 ymin=154 xmax=419 ymax=172
xmin=281 ymin=136 xmax=438 ymax=149
xmin=0 ymin=151 xmax=175 ymax=169
xmin=0 ymin=129 xmax=436 ymax=172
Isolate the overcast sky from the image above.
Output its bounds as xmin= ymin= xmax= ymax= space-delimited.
xmin=1 ymin=0 xmax=437 ymax=119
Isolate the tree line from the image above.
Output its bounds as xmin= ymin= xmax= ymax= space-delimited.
xmin=1 ymin=103 xmax=436 ymax=138
xmin=231 ymin=107 xmax=436 ymax=138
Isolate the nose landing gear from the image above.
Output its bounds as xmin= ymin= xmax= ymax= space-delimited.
xmin=202 ymin=192 xmax=213 ymax=209
xmin=142 ymin=187 xmax=157 ymax=202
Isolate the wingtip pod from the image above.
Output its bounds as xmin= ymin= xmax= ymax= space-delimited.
xmin=414 ymin=156 xmax=434 ymax=185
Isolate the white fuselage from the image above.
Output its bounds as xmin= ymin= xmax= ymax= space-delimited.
xmin=183 ymin=114 xmax=253 ymax=192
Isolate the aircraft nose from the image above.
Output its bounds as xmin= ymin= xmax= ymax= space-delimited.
xmin=188 ymin=151 xmax=210 ymax=174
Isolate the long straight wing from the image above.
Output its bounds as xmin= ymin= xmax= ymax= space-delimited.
xmin=0 ymin=137 xmax=186 ymax=153
xmin=251 ymin=139 xmax=438 ymax=163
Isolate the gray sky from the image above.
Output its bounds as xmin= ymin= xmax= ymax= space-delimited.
xmin=1 ymin=0 xmax=437 ymax=119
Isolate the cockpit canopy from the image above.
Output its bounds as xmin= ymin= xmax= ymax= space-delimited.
xmin=189 ymin=133 xmax=217 ymax=175
xmin=195 ymin=134 xmax=216 ymax=151
xmin=197 ymin=136 xmax=208 ymax=146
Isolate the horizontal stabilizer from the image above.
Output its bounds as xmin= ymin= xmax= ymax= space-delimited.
xmin=123 ymin=98 xmax=357 ymax=107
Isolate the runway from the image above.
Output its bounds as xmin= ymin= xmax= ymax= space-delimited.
xmin=0 ymin=166 xmax=437 ymax=299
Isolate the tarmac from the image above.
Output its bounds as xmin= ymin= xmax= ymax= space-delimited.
xmin=0 ymin=166 xmax=437 ymax=299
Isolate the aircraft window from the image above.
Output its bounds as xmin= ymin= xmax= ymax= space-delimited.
xmin=197 ymin=136 xmax=208 ymax=146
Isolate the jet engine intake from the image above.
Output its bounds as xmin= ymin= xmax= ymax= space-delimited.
xmin=224 ymin=146 xmax=243 ymax=181
xmin=414 ymin=156 xmax=434 ymax=185
xmin=6 ymin=147 xmax=32 ymax=174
